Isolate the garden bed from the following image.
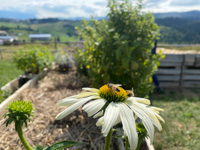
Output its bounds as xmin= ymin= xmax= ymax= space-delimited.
xmin=0 ymin=71 xmax=152 ymax=150
xmin=0 ymin=70 xmax=47 ymax=119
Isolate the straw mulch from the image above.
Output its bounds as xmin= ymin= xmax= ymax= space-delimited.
xmin=0 ymin=71 xmax=119 ymax=150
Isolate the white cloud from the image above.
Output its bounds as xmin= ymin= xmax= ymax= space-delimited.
xmin=0 ymin=0 xmax=200 ymax=18
xmin=144 ymin=0 xmax=200 ymax=13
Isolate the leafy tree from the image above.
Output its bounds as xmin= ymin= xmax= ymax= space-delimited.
xmin=76 ymin=0 xmax=162 ymax=96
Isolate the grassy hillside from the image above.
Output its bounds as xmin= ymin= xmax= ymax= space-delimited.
xmin=156 ymin=17 xmax=200 ymax=44
xmin=1 ymin=17 xmax=200 ymax=44
xmin=0 ymin=19 xmax=82 ymax=42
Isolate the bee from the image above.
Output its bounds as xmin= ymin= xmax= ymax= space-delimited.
xmin=126 ymin=88 xmax=134 ymax=97
xmin=107 ymin=83 xmax=122 ymax=92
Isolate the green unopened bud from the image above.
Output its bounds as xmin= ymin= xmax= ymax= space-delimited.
xmin=136 ymin=123 xmax=148 ymax=139
xmin=3 ymin=99 xmax=34 ymax=131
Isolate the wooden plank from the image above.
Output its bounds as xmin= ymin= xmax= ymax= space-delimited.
xmin=183 ymin=69 xmax=200 ymax=75
xmin=161 ymin=54 xmax=183 ymax=63
xmin=160 ymin=82 xmax=179 ymax=87
xmin=182 ymin=81 xmax=200 ymax=88
xmin=1 ymin=78 xmax=19 ymax=92
xmin=145 ymin=138 xmax=155 ymax=150
xmin=194 ymin=55 xmax=200 ymax=67
xmin=182 ymin=75 xmax=200 ymax=81
xmin=159 ymin=62 xmax=182 ymax=68
xmin=157 ymin=75 xmax=180 ymax=81
xmin=184 ymin=54 xmax=196 ymax=66
xmin=156 ymin=69 xmax=181 ymax=75
xmin=0 ymin=70 xmax=47 ymax=119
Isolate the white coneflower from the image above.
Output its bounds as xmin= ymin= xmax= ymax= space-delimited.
xmin=56 ymin=84 xmax=164 ymax=150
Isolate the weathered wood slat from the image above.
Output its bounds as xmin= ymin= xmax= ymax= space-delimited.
xmin=158 ymin=54 xmax=200 ymax=87
xmin=182 ymin=81 xmax=200 ymax=88
xmin=160 ymin=54 xmax=183 ymax=63
xmin=1 ymin=78 xmax=19 ymax=92
xmin=184 ymin=55 xmax=200 ymax=66
xmin=157 ymin=75 xmax=180 ymax=81
xmin=0 ymin=70 xmax=47 ymax=119
xmin=156 ymin=69 xmax=181 ymax=75
xmin=159 ymin=62 xmax=182 ymax=68
xmin=182 ymin=75 xmax=200 ymax=81
xmin=160 ymin=82 xmax=179 ymax=87
xmin=183 ymin=69 xmax=200 ymax=75
xmin=184 ymin=54 xmax=196 ymax=66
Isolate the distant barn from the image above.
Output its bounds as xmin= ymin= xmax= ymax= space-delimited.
xmin=0 ymin=31 xmax=18 ymax=45
xmin=0 ymin=31 xmax=8 ymax=36
xmin=29 ymin=34 xmax=51 ymax=42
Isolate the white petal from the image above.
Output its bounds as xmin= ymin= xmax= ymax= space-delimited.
xmin=132 ymin=101 xmax=163 ymax=131
xmin=56 ymin=96 xmax=95 ymax=120
xmin=76 ymin=92 xmax=99 ymax=98
xmin=58 ymin=95 xmax=79 ymax=106
xmin=153 ymin=111 xmax=165 ymax=123
xmin=96 ymin=116 xmax=104 ymax=126
xmin=119 ymin=103 xmax=138 ymax=150
xmin=127 ymin=101 xmax=155 ymax=143
xmin=151 ymin=106 xmax=164 ymax=112
xmin=102 ymin=102 xmax=120 ymax=136
xmin=128 ymin=97 xmax=150 ymax=105
xmin=93 ymin=110 xmax=103 ymax=118
xmin=82 ymin=99 xmax=106 ymax=117
xmin=82 ymin=88 xmax=99 ymax=93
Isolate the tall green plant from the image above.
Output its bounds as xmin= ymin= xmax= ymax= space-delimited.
xmin=14 ymin=48 xmax=53 ymax=74
xmin=76 ymin=0 xmax=162 ymax=96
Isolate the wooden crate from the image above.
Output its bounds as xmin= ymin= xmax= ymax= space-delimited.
xmin=159 ymin=54 xmax=183 ymax=68
xmin=156 ymin=54 xmax=200 ymax=88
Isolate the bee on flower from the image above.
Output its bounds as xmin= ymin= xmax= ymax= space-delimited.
xmin=107 ymin=83 xmax=121 ymax=92
xmin=56 ymin=84 xmax=164 ymax=150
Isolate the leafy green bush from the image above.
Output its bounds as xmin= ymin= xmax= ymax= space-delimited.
xmin=13 ymin=49 xmax=53 ymax=74
xmin=76 ymin=0 xmax=162 ymax=96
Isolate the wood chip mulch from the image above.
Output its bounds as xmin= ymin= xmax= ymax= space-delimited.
xmin=0 ymin=71 xmax=118 ymax=150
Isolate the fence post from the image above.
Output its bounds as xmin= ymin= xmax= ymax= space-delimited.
xmin=54 ymin=38 xmax=57 ymax=52
xmin=179 ymin=54 xmax=185 ymax=87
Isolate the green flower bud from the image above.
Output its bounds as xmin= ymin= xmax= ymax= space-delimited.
xmin=136 ymin=123 xmax=148 ymax=139
xmin=3 ymin=99 xmax=34 ymax=131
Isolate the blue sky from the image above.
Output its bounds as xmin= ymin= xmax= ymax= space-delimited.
xmin=0 ymin=0 xmax=200 ymax=19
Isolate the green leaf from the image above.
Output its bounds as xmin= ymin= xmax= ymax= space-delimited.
xmin=46 ymin=140 xmax=81 ymax=150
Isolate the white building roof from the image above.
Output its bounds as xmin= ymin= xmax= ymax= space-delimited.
xmin=29 ymin=34 xmax=51 ymax=38
xmin=0 ymin=36 xmax=15 ymax=42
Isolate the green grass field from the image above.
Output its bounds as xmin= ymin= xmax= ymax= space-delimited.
xmin=0 ymin=20 xmax=81 ymax=42
xmin=152 ymin=89 xmax=200 ymax=150
xmin=0 ymin=43 xmax=76 ymax=86
xmin=0 ymin=54 xmax=22 ymax=86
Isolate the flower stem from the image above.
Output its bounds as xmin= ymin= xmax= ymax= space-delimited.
xmin=17 ymin=124 xmax=33 ymax=150
xmin=125 ymin=136 xmax=129 ymax=150
xmin=136 ymin=137 xmax=143 ymax=150
xmin=104 ymin=129 xmax=113 ymax=150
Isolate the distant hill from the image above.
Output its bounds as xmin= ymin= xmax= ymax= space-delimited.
xmin=1 ymin=10 xmax=200 ymax=44
xmin=155 ymin=17 xmax=200 ymax=44
xmin=0 ymin=18 xmax=81 ymax=42
xmin=154 ymin=11 xmax=200 ymax=20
